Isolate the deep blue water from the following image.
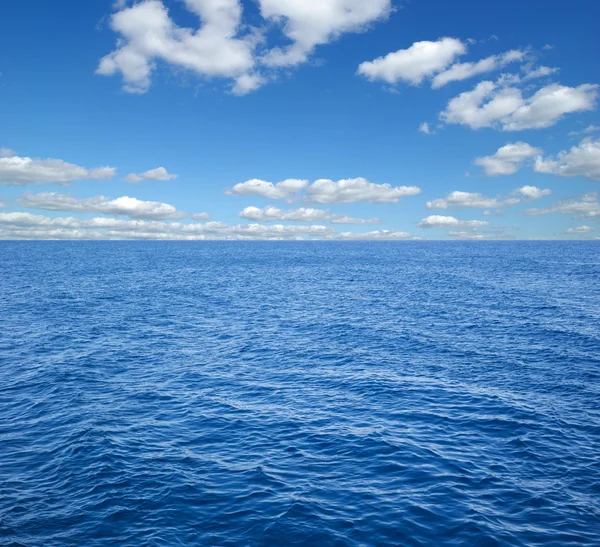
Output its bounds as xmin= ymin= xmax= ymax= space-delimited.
xmin=1 ymin=241 xmax=599 ymax=546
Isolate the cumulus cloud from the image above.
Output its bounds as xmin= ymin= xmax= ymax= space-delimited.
xmin=525 ymin=193 xmax=600 ymax=218
xmin=0 ymin=153 xmax=116 ymax=186
xmin=473 ymin=142 xmax=542 ymax=176
xmin=515 ymin=185 xmax=551 ymax=200
xmin=0 ymin=148 xmax=15 ymax=158
xmin=260 ymin=0 xmax=392 ymax=67
xmin=226 ymin=178 xmax=309 ymax=199
xmin=98 ymin=0 xmax=392 ymax=94
xmin=534 ymin=138 xmax=600 ymax=180
xmin=441 ymin=81 xmax=598 ymax=131
xmin=16 ymin=192 xmax=194 ymax=220
xmin=431 ymin=49 xmax=525 ymax=89
xmin=97 ymin=0 xmax=258 ymax=94
xmin=306 ymin=178 xmax=421 ymax=204
xmin=227 ymin=177 xmax=420 ymax=204
xmin=124 ymin=166 xmax=178 ymax=183
xmin=417 ymin=215 xmax=489 ymax=228
xmin=238 ymin=205 xmax=380 ymax=224
xmin=357 ymin=37 xmax=466 ymax=85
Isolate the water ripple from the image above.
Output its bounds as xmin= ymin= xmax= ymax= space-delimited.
xmin=1 ymin=241 xmax=599 ymax=546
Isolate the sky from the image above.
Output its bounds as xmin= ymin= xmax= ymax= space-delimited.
xmin=0 ymin=0 xmax=599 ymax=240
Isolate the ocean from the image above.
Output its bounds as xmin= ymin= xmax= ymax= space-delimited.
xmin=1 ymin=241 xmax=599 ymax=546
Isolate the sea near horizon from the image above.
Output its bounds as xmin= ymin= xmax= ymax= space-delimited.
xmin=1 ymin=241 xmax=599 ymax=546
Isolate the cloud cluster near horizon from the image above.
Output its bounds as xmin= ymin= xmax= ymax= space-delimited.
xmin=3 ymin=129 xmax=600 ymax=240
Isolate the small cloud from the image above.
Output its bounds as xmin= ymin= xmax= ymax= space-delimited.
xmin=474 ymin=142 xmax=542 ymax=176
xmin=564 ymin=225 xmax=595 ymax=234
xmin=125 ymin=167 xmax=178 ymax=183
xmin=568 ymin=124 xmax=600 ymax=137
xmin=0 ymin=153 xmax=116 ymax=186
xmin=514 ymin=186 xmax=552 ymax=200
xmin=226 ymin=179 xmax=309 ymax=200
xmin=418 ymin=122 xmax=431 ymax=134
xmin=417 ymin=215 xmax=488 ymax=228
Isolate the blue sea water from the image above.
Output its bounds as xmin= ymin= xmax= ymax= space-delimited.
xmin=1 ymin=241 xmax=599 ymax=546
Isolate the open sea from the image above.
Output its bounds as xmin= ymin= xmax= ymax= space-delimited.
xmin=1 ymin=241 xmax=599 ymax=546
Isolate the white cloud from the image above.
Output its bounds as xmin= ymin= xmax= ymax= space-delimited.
xmin=534 ymin=138 xmax=600 ymax=180
xmin=239 ymin=205 xmax=326 ymax=221
xmin=0 ymin=148 xmax=15 ymax=158
xmin=98 ymin=0 xmax=392 ymax=94
xmin=357 ymin=37 xmax=466 ymax=85
xmin=428 ymin=187 xmax=550 ymax=210
xmin=329 ymin=215 xmax=380 ymax=225
xmin=0 ymin=212 xmax=83 ymax=228
xmin=226 ymin=178 xmax=308 ymax=199
xmin=306 ymin=178 xmax=421 ymax=204
xmin=565 ymin=225 xmax=595 ymax=234
xmin=523 ymin=65 xmax=559 ymax=80
xmin=231 ymin=72 xmax=266 ymax=96
xmin=335 ymin=229 xmax=412 ymax=240
xmin=0 ymin=202 xmax=4 ymax=209
xmin=441 ymin=81 xmax=599 ymax=130
xmin=124 ymin=166 xmax=177 ymax=183
xmin=498 ymin=66 xmax=560 ymax=86
xmin=227 ymin=177 xmax=419 ymax=204
xmin=260 ymin=0 xmax=392 ymax=67
xmin=525 ymin=193 xmax=600 ymax=218
xmin=473 ymin=142 xmax=542 ymax=175
xmin=568 ymin=124 xmax=600 ymax=137
xmin=16 ymin=192 xmax=193 ymax=220
xmin=515 ymin=185 xmax=551 ymax=200
xmin=427 ymin=191 xmax=502 ymax=209
xmin=431 ymin=49 xmax=525 ymax=89
xmin=417 ymin=215 xmax=489 ymax=228
xmin=97 ymin=0 xmax=258 ymax=94
xmin=0 ymin=211 xmax=337 ymax=240
xmin=238 ymin=205 xmax=380 ymax=224
xmin=418 ymin=122 xmax=431 ymax=134
xmin=0 ymin=154 xmax=116 ymax=186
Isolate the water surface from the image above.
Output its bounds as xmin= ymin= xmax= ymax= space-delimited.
xmin=1 ymin=242 xmax=599 ymax=546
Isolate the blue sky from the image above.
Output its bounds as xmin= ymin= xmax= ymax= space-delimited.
xmin=1 ymin=0 xmax=599 ymax=240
